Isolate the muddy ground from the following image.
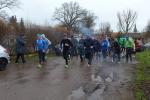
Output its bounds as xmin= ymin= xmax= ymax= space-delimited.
xmin=0 ymin=56 xmax=135 ymax=100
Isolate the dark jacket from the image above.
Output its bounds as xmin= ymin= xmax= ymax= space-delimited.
xmin=112 ymin=40 xmax=121 ymax=53
xmin=71 ymin=37 xmax=78 ymax=48
xmin=84 ymin=38 xmax=94 ymax=52
xmin=61 ymin=39 xmax=73 ymax=52
xmin=78 ymin=39 xmax=85 ymax=54
xmin=16 ymin=36 xmax=25 ymax=54
xmin=93 ymin=39 xmax=101 ymax=52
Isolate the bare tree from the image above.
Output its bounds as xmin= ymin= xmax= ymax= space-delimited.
xmin=146 ymin=21 xmax=150 ymax=33
xmin=53 ymin=1 xmax=86 ymax=31
xmin=0 ymin=19 xmax=8 ymax=42
xmin=99 ymin=22 xmax=112 ymax=34
xmin=81 ymin=11 xmax=97 ymax=29
xmin=145 ymin=21 xmax=150 ymax=39
xmin=19 ymin=18 xmax=25 ymax=33
xmin=117 ymin=9 xmax=137 ymax=34
xmin=0 ymin=0 xmax=19 ymax=18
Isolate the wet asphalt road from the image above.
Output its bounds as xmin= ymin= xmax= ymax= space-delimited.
xmin=0 ymin=57 xmax=135 ymax=100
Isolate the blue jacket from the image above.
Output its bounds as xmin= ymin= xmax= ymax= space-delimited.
xmin=36 ymin=39 xmax=47 ymax=51
xmin=101 ymin=39 xmax=109 ymax=51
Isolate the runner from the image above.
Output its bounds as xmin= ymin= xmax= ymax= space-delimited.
xmin=93 ymin=37 xmax=101 ymax=61
xmin=41 ymin=34 xmax=51 ymax=60
xmin=70 ymin=35 xmax=78 ymax=59
xmin=78 ymin=35 xmax=85 ymax=62
xmin=60 ymin=34 xmax=73 ymax=68
xmin=118 ymin=36 xmax=126 ymax=57
xmin=101 ymin=36 xmax=109 ymax=61
xmin=35 ymin=34 xmax=47 ymax=68
xmin=125 ymin=36 xmax=135 ymax=63
xmin=84 ymin=35 xmax=94 ymax=67
xmin=112 ymin=38 xmax=121 ymax=63
xmin=15 ymin=34 xmax=26 ymax=63
xmin=106 ymin=37 xmax=111 ymax=57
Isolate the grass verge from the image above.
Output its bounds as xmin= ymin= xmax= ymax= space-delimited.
xmin=10 ymin=53 xmax=56 ymax=63
xmin=135 ymin=50 xmax=150 ymax=100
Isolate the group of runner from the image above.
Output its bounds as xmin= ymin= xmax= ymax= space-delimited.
xmin=15 ymin=33 xmax=51 ymax=68
xmin=15 ymin=33 xmax=135 ymax=68
xmin=60 ymin=33 xmax=135 ymax=68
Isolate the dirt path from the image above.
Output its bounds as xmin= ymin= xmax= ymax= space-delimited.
xmin=0 ymin=57 xmax=135 ymax=100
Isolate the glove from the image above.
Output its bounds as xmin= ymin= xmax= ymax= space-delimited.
xmin=35 ymin=48 xmax=38 ymax=52
xmin=43 ymin=50 xmax=45 ymax=53
xmin=60 ymin=49 xmax=63 ymax=53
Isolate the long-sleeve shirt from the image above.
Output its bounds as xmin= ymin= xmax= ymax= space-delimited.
xmin=60 ymin=39 xmax=73 ymax=51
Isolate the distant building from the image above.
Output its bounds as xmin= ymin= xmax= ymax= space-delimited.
xmin=143 ymin=32 xmax=150 ymax=43
xmin=127 ymin=33 xmax=144 ymax=39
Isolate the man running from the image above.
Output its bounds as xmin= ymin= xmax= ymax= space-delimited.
xmin=78 ymin=36 xmax=85 ymax=62
xmin=41 ymin=34 xmax=51 ymax=60
xmin=112 ymin=38 xmax=121 ymax=63
xmin=125 ymin=36 xmax=135 ymax=63
xmin=93 ymin=37 xmax=101 ymax=61
xmin=70 ymin=35 xmax=78 ymax=58
xmin=35 ymin=34 xmax=45 ymax=68
xmin=101 ymin=36 xmax=109 ymax=61
xmin=35 ymin=34 xmax=47 ymax=68
xmin=15 ymin=34 xmax=26 ymax=63
xmin=118 ymin=36 xmax=126 ymax=57
xmin=84 ymin=35 xmax=94 ymax=67
xmin=61 ymin=34 xmax=73 ymax=68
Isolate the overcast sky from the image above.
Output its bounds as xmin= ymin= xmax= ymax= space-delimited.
xmin=9 ymin=0 xmax=150 ymax=32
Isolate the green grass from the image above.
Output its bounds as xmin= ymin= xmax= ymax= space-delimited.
xmin=10 ymin=53 xmax=55 ymax=63
xmin=135 ymin=50 xmax=150 ymax=100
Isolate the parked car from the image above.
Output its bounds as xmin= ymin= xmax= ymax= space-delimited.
xmin=144 ymin=42 xmax=150 ymax=49
xmin=0 ymin=45 xmax=10 ymax=71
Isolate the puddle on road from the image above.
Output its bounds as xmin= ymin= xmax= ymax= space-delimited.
xmin=67 ymin=87 xmax=86 ymax=100
xmin=15 ymin=78 xmax=30 ymax=85
xmin=0 ymin=57 xmax=135 ymax=100
xmin=15 ymin=72 xmax=26 ymax=79
xmin=34 ymin=71 xmax=49 ymax=81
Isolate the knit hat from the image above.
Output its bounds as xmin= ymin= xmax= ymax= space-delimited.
xmin=37 ymin=34 xmax=42 ymax=38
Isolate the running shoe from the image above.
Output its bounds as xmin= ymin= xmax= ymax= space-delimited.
xmin=65 ymin=65 xmax=69 ymax=68
xmin=117 ymin=61 xmax=121 ymax=64
xmin=87 ymin=64 xmax=90 ymax=67
xmin=37 ymin=64 xmax=42 ymax=68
